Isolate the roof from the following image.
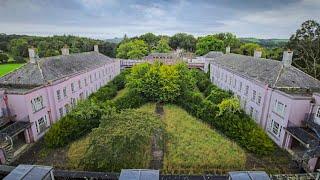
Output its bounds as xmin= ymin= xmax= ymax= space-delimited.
xmin=0 ymin=121 xmax=30 ymax=137
xmin=210 ymin=53 xmax=320 ymax=94
xmin=4 ymin=165 xmax=53 ymax=180
xmin=286 ymin=126 xmax=319 ymax=148
xmin=203 ymin=51 xmax=224 ymax=58
xmin=119 ymin=169 xmax=159 ymax=180
xmin=228 ymin=171 xmax=270 ymax=180
xmin=0 ymin=52 xmax=114 ymax=93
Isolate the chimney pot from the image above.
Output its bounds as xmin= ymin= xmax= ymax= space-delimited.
xmin=253 ymin=50 xmax=262 ymax=58
xmin=61 ymin=45 xmax=69 ymax=55
xmin=94 ymin=45 xmax=99 ymax=52
xmin=226 ymin=46 xmax=230 ymax=54
xmin=283 ymin=50 xmax=293 ymax=67
xmin=28 ymin=47 xmax=36 ymax=63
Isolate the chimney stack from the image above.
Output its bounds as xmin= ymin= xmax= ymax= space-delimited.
xmin=61 ymin=45 xmax=69 ymax=55
xmin=253 ymin=50 xmax=262 ymax=58
xmin=94 ymin=45 xmax=99 ymax=52
xmin=28 ymin=47 xmax=36 ymax=63
xmin=226 ymin=46 xmax=230 ymax=54
xmin=283 ymin=50 xmax=293 ymax=67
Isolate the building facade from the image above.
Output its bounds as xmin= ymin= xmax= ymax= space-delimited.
xmin=0 ymin=46 xmax=120 ymax=164
xmin=209 ymin=50 xmax=320 ymax=172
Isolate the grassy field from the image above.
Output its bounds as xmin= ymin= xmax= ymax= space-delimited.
xmin=0 ymin=63 xmax=24 ymax=77
xmin=160 ymin=104 xmax=246 ymax=174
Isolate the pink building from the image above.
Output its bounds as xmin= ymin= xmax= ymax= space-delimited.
xmin=209 ymin=50 xmax=320 ymax=172
xmin=0 ymin=45 xmax=120 ymax=164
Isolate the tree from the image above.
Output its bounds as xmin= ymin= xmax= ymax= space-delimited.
xmin=195 ymin=35 xmax=224 ymax=55
xmin=287 ymin=20 xmax=320 ymax=79
xmin=169 ymin=33 xmax=196 ymax=52
xmin=0 ymin=53 xmax=9 ymax=64
xmin=99 ymin=42 xmax=117 ymax=58
xmin=116 ymin=39 xmax=148 ymax=59
xmin=9 ymin=38 xmax=29 ymax=57
xmin=154 ymin=38 xmax=171 ymax=53
xmin=213 ymin=33 xmax=240 ymax=49
xmin=239 ymin=43 xmax=265 ymax=57
xmin=139 ymin=32 xmax=160 ymax=51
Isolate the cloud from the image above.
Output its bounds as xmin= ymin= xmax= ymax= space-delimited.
xmin=0 ymin=0 xmax=319 ymax=39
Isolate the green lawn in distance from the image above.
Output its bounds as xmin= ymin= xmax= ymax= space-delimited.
xmin=0 ymin=63 xmax=24 ymax=77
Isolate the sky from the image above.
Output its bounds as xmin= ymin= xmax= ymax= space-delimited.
xmin=1 ymin=0 xmax=320 ymax=39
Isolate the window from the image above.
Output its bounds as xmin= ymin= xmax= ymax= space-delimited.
xmin=78 ymin=80 xmax=82 ymax=89
xmin=270 ymin=119 xmax=281 ymax=137
xmin=56 ymin=90 xmax=61 ymax=101
xmin=239 ymin=82 xmax=242 ymax=92
xmin=90 ymin=75 xmax=92 ymax=83
xmin=63 ymin=87 xmax=67 ymax=97
xmin=71 ymin=83 xmax=75 ymax=93
xmin=274 ymin=100 xmax=286 ymax=117
xmin=245 ymin=85 xmax=249 ymax=96
xmin=251 ymin=90 xmax=256 ymax=101
xmin=70 ymin=98 xmax=76 ymax=108
xmin=94 ymin=73 xmax=97 ymax=80
xmin=257 ymin=95 xmax=262 ymax=105
xmin=254 ymin=110 xmax=259 ymax=121
xmin=229 ymin=77 xmax=232 ymax=85
xmin=233 ymin=79 xmax=236 ymax=88
xmin=84 ymin=78 xmax=88 ymax=86
xmin=249 ymin=106 xmax=254 ymax=117
xmin=316 ymin=107 xmax=320 ymax=118
xmin=59 ymin=107 xmax=64 ymax=118
xmin=36 ymin=115 xmax=48 ymax=134
xmin=225 ymin=75 xmax=227 ymax=83
xmin=65 ymin=104 xmax=70 ymax=114
xmin=31 ymin=96 xmax=44 ymax=113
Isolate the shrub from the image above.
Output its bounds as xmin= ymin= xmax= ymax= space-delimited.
xmin=206 ymin=88 xmax=232 ymax=104
xmin=191 ymin=69 xmax=211 ymax=92
xmin=89 ymin=84 xmax=117 ymax=102
xmin=213 ymin=111 xmax=275 ymax=155
xmin=111 ymin=69 xmax=130 ymax=90
xmin=45 ymin=99 xmax=107 ymax=148
xmin=0 ymin=53 xmax=9 ymax=64
xmin=217 ymin=97 xmax=241 ymax=115
xmin=113 ymin=90 xmax=147 ymax=110
xmin=81 ymin=109 xmax=164 ymax=171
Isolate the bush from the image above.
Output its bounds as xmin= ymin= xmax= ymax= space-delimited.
xmin=0 ymin=53 xmax=9 ymax=64
xmin=81 ymin=109 xmax=164 ymax=171
xmin=89 ymin=84 xmax=117 ymax=102
xmin=113 ymin=90 xmax=147 ymax=110
xmin=111 ymin=69 xmax=130 ymax=90
xmin=213 ymin=111 xmax=275 ymax=155
xmin=191 ymin=69 xmax=211 ymax=92
xmin=45 ymin=100 xmax=107 ymax=148
xmin=206 ymin=88 xmax=232 ymax=104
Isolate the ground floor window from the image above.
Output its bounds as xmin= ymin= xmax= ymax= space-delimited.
xmin=59 ymin=107 xmax=64 ymax=118
xmin=269 ymin=119 xmax=281 ymax=137
xmin=35 ymin=115 xmax=48 ymax=134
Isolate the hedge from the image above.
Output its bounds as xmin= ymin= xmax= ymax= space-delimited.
xmin=113 ymin=90 xmax=147 ymax=110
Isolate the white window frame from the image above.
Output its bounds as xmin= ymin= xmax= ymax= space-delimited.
xmin=245 ymin=85 xmax=249 ymax=96
xmin=71 ymin=83 xmax=75 ymax=93
xmin=31 ymin=96 xmax=44 ymax=113
xmin=270 ymin=119 xmax=281 ymax=137
xmin=63 ymin=87 xmax=67 ymax=97
xmin=252 ymin=90 xmax=256 ymax=102
xmin=56 ymin=90 xmax=61 ymax=101
xmin=274 ymin=100 xmax=286 ymax=117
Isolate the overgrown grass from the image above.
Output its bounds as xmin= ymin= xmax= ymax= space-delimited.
xmin=138 ymin=103 xmax=246 ymax=174
xmin=0 ymin=63 xmax=24 ymax=77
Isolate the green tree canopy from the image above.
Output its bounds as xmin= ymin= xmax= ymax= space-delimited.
xmin=195 ymin=35 xmax=224 ymax=55
xmin=116 ymin=39 xmax=148 ymax=59
xmin=9 ymin=38 xmax=29 ymax=57
xmin=154 ymin=38 xmax=171 ymax=53
xmin=139 ymin=32 xmax=160 ymax=51
xmin=239 ymin=43 xmax=265 ymax=57
xmin=126 ymin=62 xmax=195 ymax=102
xmin=169 ymin=33 xmax=196 ymax=52
xmin=213 ymin=32 xmax=240 ymax=49
xmin=287 ymin=20 xmax=320 ymax=79
xmin=0 ymin=53 xmax=9 ymax=63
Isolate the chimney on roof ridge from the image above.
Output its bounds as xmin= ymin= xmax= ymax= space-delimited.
xmin=225 ymin=46 xmax=230 ymax=54
xmin=253 ymin=49 xmax=262 ymax=58
xmin=283 ymin=50 xmax=293 ymax=67
xmin=94 ymin=45 xmax=99 ymax=52
xmin=28 ymin=47 xmax=36 ymax=63
xmin=61 ymin=45 xmax=69 ymax=55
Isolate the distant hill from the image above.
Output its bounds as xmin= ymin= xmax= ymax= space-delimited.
xmin=105 ymin=37 xmax=123 ymax=44
xmin=239 ymin=38 xmax=288 ymax=48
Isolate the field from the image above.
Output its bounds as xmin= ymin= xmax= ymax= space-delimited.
xmin=0 ymin=63 xmax=24 ymax=77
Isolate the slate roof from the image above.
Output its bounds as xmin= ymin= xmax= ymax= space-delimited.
xmin=210 ymin=53 xmax=320 ymax=93
xmin=0 ymin=52 xmax=114 ymax=93
xmin=203 ymin=51 xmax=224 ymax=58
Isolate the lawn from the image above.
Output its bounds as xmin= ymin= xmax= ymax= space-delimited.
xmin=160 ymin=104 xmax=246 ymax=174
xmin=0 ymin=63 xmax=24 ymax=77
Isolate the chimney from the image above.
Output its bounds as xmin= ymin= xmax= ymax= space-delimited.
xmin=283 ymin=50 xmax=293 ymax=67
xmin=94 ymin=45 xmax=99 ymax=52
xmin=28 ymin=47 xmax=36 ymax=63
xmin=61 ymin=45 xmax=69 ymax=55
xmin=226 ymin=46 xmax=230 ymax=54
xmin=253 ymin=50 xmax=262 ymax=58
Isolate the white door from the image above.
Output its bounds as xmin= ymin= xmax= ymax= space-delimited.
xmin=315 ymin=106 xmax=320 ymax=125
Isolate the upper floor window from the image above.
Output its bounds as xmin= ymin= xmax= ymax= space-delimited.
xmin=251 ymin=90 xmax=256 ymax=101
xmin=63 ymin=87 xmax=67 ymax=97
xmin=78 ymin=80 xmax=82 ymax=89
xmin=71 ymin=83 xmax=75 ymax=93
xmin=233 ymin=79 xmax=236 ymax=88
xmin=31 ymin=96 xmax=44 ymax=113
xmin=225 ymin=75 xmax=227 ymax=83
xmin=56 ymin=90 xmax=61 ymax=101
xmin=95 ymin=73 xmax=97 ymax=80
xmin=274 ymin=100 xmax=286 ymax=117
xmin=84 ymin=78 xmax=88 ymax=86
xmin=239 ymin=82 xmax=242 ymax=92
xmin=245 ymin=85 xmax=249 ymax=96
xmin=90 ymin=75 xmax=93 ymax=83
xmin=257 ymin=95 xmax=262 ymax=105
xmin=229 ymin=77 xmax=232 ymax=85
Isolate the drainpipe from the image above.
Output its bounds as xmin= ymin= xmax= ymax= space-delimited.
xmin=263 ymin=86 xmax=274 ymax=130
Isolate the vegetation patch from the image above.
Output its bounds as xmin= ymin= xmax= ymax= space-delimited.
xmin=161 ymin=104 xmax=246 ymax=174
xmin=0 ymin=63 xmax=24 ymax=77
